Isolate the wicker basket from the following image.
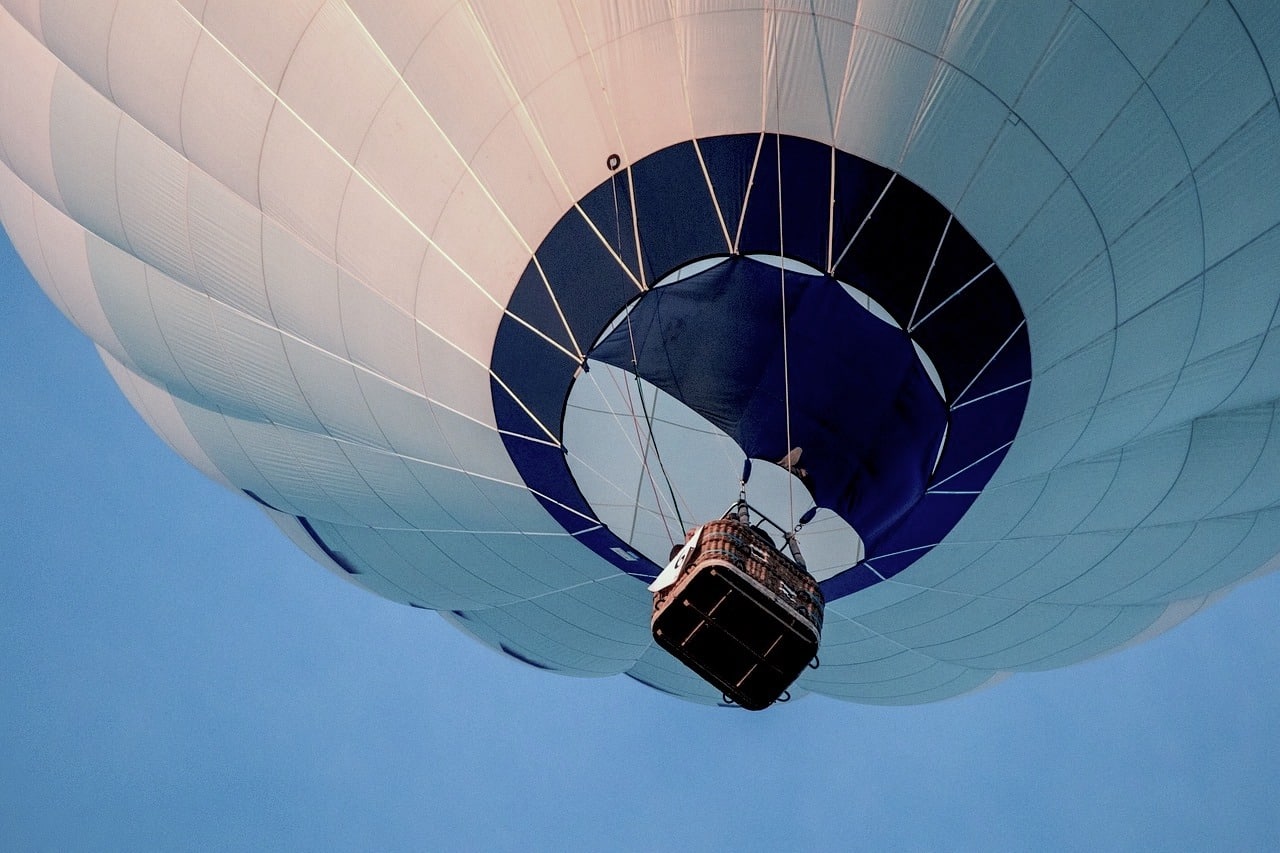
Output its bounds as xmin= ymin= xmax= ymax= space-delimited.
xmin=651 ymin=518 xmax=824 ymax=709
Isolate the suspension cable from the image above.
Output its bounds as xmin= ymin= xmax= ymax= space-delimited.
xmin=606 ymin=167 xmax=683 ymax=547
xmin=633 ymin=370 xmax=687 ymax=532
xmin=622 ymin=316 xmax=681 ymax=546
xmin=770 ymin=4 xmax=796 ymax=531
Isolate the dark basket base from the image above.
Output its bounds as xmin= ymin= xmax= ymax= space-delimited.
xmin=652 ymin=557 xmax=820 ymax=710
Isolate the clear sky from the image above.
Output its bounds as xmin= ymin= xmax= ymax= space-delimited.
xmin=3 ymin=228 xmax=1279 ymax=852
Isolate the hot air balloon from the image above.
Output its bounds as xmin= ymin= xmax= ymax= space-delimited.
xmin=2 ymin=0 xmax=1279 ymax=706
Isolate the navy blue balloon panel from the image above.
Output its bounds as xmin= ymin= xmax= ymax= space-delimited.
xmin=733 ymin=135 xmax=832 ymax=268
xmin=629 ymin=142 xmax=729 ymax=282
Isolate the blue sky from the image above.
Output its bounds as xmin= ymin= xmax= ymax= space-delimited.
xmin=3 ymin=229 xmax=1280 ymax=852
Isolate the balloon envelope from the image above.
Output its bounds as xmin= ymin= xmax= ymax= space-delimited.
xmin=3 ymin=0 xmax=1280 ymax=704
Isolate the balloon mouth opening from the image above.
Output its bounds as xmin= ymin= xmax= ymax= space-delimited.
xmin=563 ymin=252 xmax=955 ymax=575
xmin=491 ymin=133 xmax=1031 ymax=599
